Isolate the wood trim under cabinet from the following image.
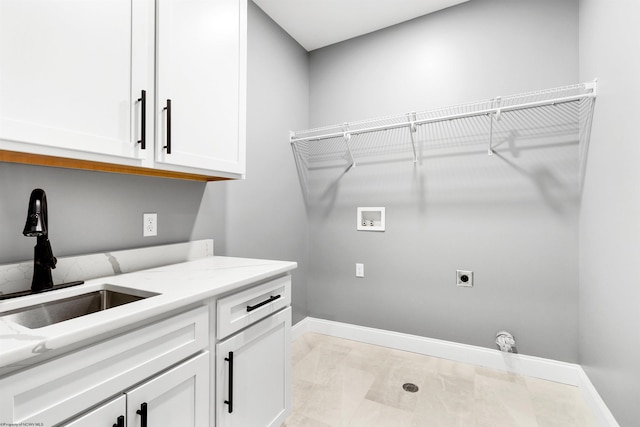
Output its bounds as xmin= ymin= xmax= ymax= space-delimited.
xmin=0 ymin=150 xmax=232 ymax=181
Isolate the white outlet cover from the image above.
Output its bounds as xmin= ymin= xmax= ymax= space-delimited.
xmin=143 ymin=213 xmax=157 ymax=237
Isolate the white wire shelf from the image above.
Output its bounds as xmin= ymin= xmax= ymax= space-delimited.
xmin=290 ymin=82 xmax=597 ymax=181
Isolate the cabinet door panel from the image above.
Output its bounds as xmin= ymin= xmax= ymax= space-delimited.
xmin=216 ymin=307 xmax=291 ymax=427
xmin=0 ymin=306 xmax=207 ymax=426
xmin=127 ymin=352 xmax=210 ymax=427
xmin=156 ymin=0 xmax=246 ymax=176
xmin=0 ymin=0 xmax=149 ymax=163
xmin=62 ymin=395 xmax=126 ymax=427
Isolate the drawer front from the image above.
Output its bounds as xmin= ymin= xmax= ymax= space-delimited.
xmin=0 ymin=305 xmax=208 ymax=426
xmin=217 ymin=275 xmax=291 ymax=339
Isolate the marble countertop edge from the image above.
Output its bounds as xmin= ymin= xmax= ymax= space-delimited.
xmin=0 ymin=255 xmax=297 ymax=375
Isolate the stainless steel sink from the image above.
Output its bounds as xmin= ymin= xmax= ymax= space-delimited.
xmin=0 ymin=288 xmax=157 ymax=329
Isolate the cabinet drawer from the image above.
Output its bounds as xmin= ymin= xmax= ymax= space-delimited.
xmin=217 ymin=275 xmax=291 ymax=339
xmin=0 ymin=305 xmax=208 ymax=426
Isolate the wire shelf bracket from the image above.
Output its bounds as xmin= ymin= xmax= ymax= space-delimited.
xmin=342 ymin=123 xmax=356 ymax=170
xmin=487 ymin=96 xmax=503 ymax=156
xmin=408 ymin=112 xmax=418 ymax=163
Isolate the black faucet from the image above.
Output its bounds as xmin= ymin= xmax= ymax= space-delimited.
xmin=23 ymin=188 xmax=57 ymax=292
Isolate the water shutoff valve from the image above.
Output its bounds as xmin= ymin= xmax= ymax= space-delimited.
xmin=356 ymin=207 xmax=385 ymax=231
xmin=496 ymin=331 xmax=516 ymax=352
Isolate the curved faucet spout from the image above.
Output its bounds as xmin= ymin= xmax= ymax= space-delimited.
xmin=23 ymin=188 xmax=48 ymax=237
xmin=23 ymin=189 xmax=57 ymax=292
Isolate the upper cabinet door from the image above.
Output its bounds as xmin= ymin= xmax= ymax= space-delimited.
xmin=0 ymin=0 xmax=153 ymax=165
xmin=155 ymin=0 xmax=247 ymax=178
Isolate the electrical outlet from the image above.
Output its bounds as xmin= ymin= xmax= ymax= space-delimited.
xmin=456 ymin=270 xmax=473 ymax=287
xmin=143 ymin=213 xmax=157 ymax=237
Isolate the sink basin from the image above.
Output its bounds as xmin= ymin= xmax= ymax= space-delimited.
xmin=0 ymin=288 xmax=157 ymax=329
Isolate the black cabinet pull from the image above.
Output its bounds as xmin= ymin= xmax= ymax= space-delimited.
xmin=163 ymin=99 xmax=172 ymax=154
xmin=113 ymin=415 xmax=125 ymax=427
xmin=246 ymin=294 xmax=281 ymax=312
xmin=136 ymin=402 xmax=147 ymax=427
xmin=137 ymin=90 xmax=146 ymax=149
xmin=224 ymin=351 xmax=234 ymax=413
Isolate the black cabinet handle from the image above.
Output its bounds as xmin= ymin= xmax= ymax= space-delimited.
xmin=163 ymin=99 xmax=172 ymax=154
xmin=137 ymin=90 xmax=146 ymax=149
xmin=246 ymin=294 xmax=281 ymax=312
xmin=224 ymin=351 xmax=234 ymax=414
xmin=136 ymin=402 xmax=147 ymax=427
xmin=113 ymin=415 xmax=125 ymax=427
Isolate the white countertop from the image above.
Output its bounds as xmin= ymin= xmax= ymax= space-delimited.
xmin=0 ymin=256 xmax=297 ymax=375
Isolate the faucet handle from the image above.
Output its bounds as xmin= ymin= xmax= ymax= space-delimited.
xmin=34 ymin=238 xmax=57 ymax=269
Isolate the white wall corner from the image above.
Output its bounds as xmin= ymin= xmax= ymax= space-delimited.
xmin=291 ymin=316 xmax=312 ymax=341
xmin=576 ymin=368 xmax=621 ymax=427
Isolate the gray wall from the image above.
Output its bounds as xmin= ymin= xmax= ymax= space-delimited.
xmin=0 ymin=162 xmax=208 ymax=264
xmin=305 ymin=0 xmax=581 ymax=362
xmin=206 ymin=1 xmax=310 ymax=323
xmin=578 ymin=0 xmax=640 ymax=425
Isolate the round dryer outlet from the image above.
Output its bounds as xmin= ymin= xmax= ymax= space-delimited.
xmin=456 ymin=270 xmax=474 ymax=287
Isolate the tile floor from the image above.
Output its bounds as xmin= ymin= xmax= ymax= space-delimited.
xmin=283 ymin=333 xmax=600 ymax=427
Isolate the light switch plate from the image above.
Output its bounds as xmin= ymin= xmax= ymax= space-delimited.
xmin=356 ymin=263 xmax=364 ymax=278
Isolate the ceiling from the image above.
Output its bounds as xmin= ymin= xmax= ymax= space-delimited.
xmin=252 ymin=0 xmax=471 ymax=51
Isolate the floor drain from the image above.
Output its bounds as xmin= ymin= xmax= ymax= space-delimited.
xmin=402 ymin=383 xmax=419 ymax=393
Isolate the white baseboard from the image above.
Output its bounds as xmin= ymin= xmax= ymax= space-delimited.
xmin=576 ymin=368 xmax=621 ymax=427
xmin=292 ymin=316 xmax=619 ymax=427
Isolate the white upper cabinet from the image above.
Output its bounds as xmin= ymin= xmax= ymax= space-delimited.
xmin=155 ymin=0 xmax=247 ymax=178
xmin=0 ymin=0 xmax=153 ymax=165
xmin=0 ymin=0 xmax=246 ymax=180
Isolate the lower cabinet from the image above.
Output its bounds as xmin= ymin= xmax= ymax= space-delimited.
xmin=63 ymin=395 xmax=126 ymax=427
xmin=127 ymin=351 xmax=209 ymax=427
xmin=216 ymin=307 xmax=291 ymax=427
xmin=0 ymin=306 xmax=209 ymax=426
xmin=64 ymin=352 xmax=209 ymax=427
xmin=1 ymin=275 xmax=295 ymax=427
